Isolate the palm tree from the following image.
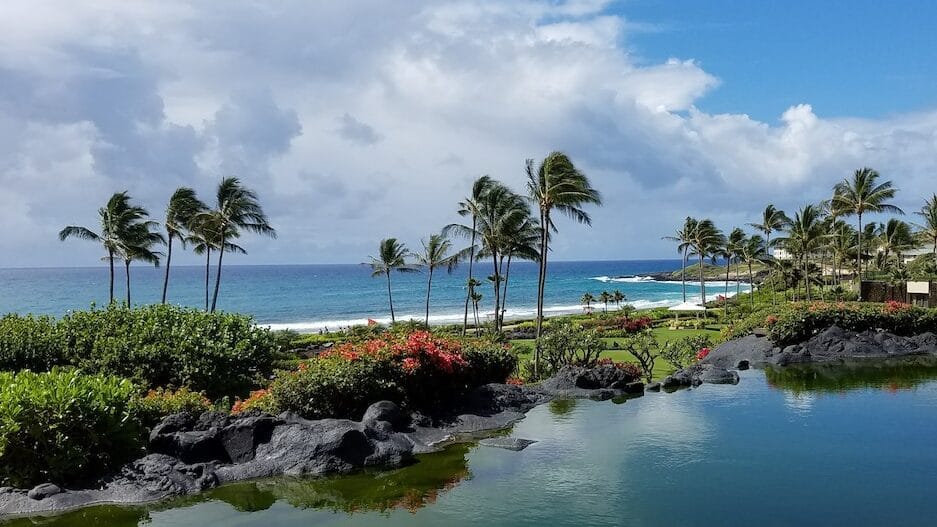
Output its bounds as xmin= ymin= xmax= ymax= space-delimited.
xmin=205 ymin=177 xmax=276 ymax=313
xmin=415 ymin=233 xmax=459 ymax=326
xmin=878 ymin=218 xmax=914 ymax=270
xmin=187 ymin=214 xmax=246 ymax=310
xmin=527 ymin=152 xmax=602 ymax=376
xmin=370 ymin=238 xmax=418 ymax=324
xmin=162 ymin=188 xmax=207 ymax=304
xmin=740 ymin=234 xmax=769 ymax=310
xmin=722 ymin=228 xmax=746 ymax=315
xmin=598 ymin=291 xmax=612 ymax=313
xmin=581 ymin=292 xmax=595 ymax=313
xmin=59 ymin=192 xmax=146 ymax=304
xmin=612 ymin=290 xmax=625 ymax=309
xmin=913 ymin=194 xmax=937 ymax=259
xmin=497 ymin=212 xmax=540 ymax=328
xmin=831 ymin=168 xmax=903 ymax=285
xmin=470 ymin=288 xmax=483 ymax=330
xmin=663 ymin=217 xmax=697 ymax=302
xmin=452 ymin=176 xmax=494 ymax=336
xmin=688 ymin=219 xmax=723 ymax=305
xmin=118 ymin=220 xmax=165 ymax=306
xmin=749 ymin=205 xmax=790 ymax=257
xmin=785 ymin=204 xmax=826 ymax=300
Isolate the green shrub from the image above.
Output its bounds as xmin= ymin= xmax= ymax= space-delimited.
xmin=0 ymin=304 xmax=278 ymax=398
xmin=460 ymin=341 xmax=518 ymax=387
xmin=659 ymin=335 xmax=712 ymax=370
xmin=538 ymin=320 xmax=604 ymax=378
xmin=0 ymin=369 xmax=142 ymax=487
xmin=133 ymin=387 xmax=213 ymax=428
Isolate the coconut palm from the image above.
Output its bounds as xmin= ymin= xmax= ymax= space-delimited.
xmin=612 ymin=290 xmax=625 ymax=309
xmin=117 ymin=220 xmax=165 ymax=306
xmin=663 ymin=217 xmax=698 ymax=302
xmin=688 ymin=219 xmax=723 ymax=305
xmin=452 ymin=175 xmax=494 ymax=336
xmin=527 ymin=152 xmax=602 ymax=375
xmin=831 ymin=168 xmax=903 ymax=283
xmin=370 ymin=238 xmax=418 ymax=324
xmin=414 ymin=233 xmax=460 ymax=326
xmin=739 ymin=234 xmax=769 ymax=310
xmin=748 ymin=205 xmax=790 ymax=256
xmin=204 ymin=177 xmax=276 ymax=313
xmin=59 ymin=192 xmax=150 ymax=304
xmin=161 ymin=188 xmax=207 ymax=304
xmin=598 ymin=291 xmax=612 ymax=313
xmin=470 ymin=288 xmax=483 ymax=331
xmin=784 ymin=204 xmax=827 ymax=300
xmin=721 ymin=228 xmax=746 ymax=315
xmin=495 ymin=212 xmax=540 ymax=328
xmin=188 ymin=214 xmax=245 ymax=310
xmin=581 ymin=292 xmax=595 ymax=313
xmin=878 ymin=218 xmax=915 ymax=270
xmin=913 ymin=194 xmax=937 ymax=259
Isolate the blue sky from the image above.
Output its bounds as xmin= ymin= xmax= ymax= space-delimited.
xmin=623 ymin=0 xmax=937 ymax=121
xmin=1 ymin=1 xmax=936 ymax=266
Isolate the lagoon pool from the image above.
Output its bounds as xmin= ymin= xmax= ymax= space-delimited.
xmin=8 ymin=363 xmax=937 ymax=527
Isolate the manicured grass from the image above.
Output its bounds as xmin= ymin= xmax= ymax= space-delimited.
xmin=510 ymin=325 xmax=723 ymax=381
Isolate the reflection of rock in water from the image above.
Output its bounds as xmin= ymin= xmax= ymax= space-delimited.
xmin=548 ymin=398 xmax=578 ymax=417
xmin=0 ymin=505 xmax=151 ymax=527
xmin=765 ymin=356 xmax=937 ymax=395
xmin=208 ymin=442 xmax=473 ymax=515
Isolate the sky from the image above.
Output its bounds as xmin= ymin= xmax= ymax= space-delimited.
xmin=2 ymin=0 xmax=937 ymax=267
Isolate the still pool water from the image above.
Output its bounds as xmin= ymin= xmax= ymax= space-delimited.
xmin=8 ymin=363 xmax=937 ymax=527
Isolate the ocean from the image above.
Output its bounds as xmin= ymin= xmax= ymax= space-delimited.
xmin=0 ymin=260 xmax=748 ymax=332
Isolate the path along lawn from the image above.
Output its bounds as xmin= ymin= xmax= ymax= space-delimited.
xmin=509 ymin=325 xmax=724 ymax=381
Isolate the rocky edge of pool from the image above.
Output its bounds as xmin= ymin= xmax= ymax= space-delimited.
xmin=4 ymin=324 xmax=937 ymax=517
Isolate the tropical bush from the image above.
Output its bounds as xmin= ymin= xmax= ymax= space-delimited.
xmin=595 ymin=358 xmax=643 ymax=381
xmin=231 ymin=388 xmax=278 ymax=415
xmin=134 ymin=387 xmax=213 ymax=428
xmin=621 ymin=330 xmax=657 ymax=382
xmin=0 ymin=304 xmax=279 ymax=398
xmin=659 ymin=335 xmax=713 ymax=370
xmin=269 ymin=332 xmax=518 ymax=420
xmin=0 ymin=369 xmax=142 ymax=487
xmin=539 ymin=320 xmax=604 ymax=377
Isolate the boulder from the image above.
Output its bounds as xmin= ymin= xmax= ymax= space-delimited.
xmin=362 ymin=401 xmax=408 ymax=430
xmin=478 ymin=437 xmax=537 ymax=451
xmin=27 ymin=484 xmax=61 ymax=500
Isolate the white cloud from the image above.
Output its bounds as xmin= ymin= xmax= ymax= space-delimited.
xmin=0 ymin=0 xmax=935 ymax=266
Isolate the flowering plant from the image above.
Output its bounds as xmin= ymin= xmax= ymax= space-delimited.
xmin=696 ymin=347 xmax=711 ymax=361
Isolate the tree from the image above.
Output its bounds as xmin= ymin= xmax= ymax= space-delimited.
xmin=414 ymin=233 xmax=459 ymax=326
xmin=527 ymin=152 xmax=602 ymax=376
xmin=117 ymin=218 xmax=164 ymax=306
xmin=688 ymin=219 xmax=723 ymax=305
xmin=188 ymin=214 xmax=245 ymax=310
xmin=370 ymin=238 xmax=418 ymax=324
xmin=452 ymin=175 xmax=494 ymax=336
xmin=878 ymin=218 xmax=915 ymax=270
xmin=748 ymin=205 xmax=790 ymax=256
xmin=612 ymin=290 xmax=625 ymax=309
xmin=580 ymin=292 xmax=595 ymax=312
xmin=205 ymin=177 xmax=276 ymax=313
xmin=831 ymin=168 xmax=903 ymax=285
xmin=497 ymin=214 xmax=540 ymax=328
xmin=784 ymin=204 xmax=826 ymax=300
xmin=598 ymin=291 xmax=612 ymax=313
xmin=739 ymin=234 xmax=769 ymax=310
xmin=59 ymin=192 xmax=149 ymax=304
xmin=162 ymin=188 xmax=207 ymax=304
xmin=721 ymin=228 xmax=746 ymax=316
xmin=913 ymin=194 xmax=937 ymax=259
xmin=663 ymin=217 xmax=697 ymax=302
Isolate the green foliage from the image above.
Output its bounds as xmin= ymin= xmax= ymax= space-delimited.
xmin=620 ymin=330 xmax=658 ymax=382
xmin=0 ymin=304 xmax=278 ymax=398
xmin=659 ymin=335 xmax=713 ymax=370
xmin=539 ymin=320 xmax=604 ymax=377
xmin=133 ymin=387 xmax=213 ymax=429
xmin=0 ymin=369 xmax=142 ymax=487
xmin=460 ymin=342 xmax=518 ymax=387
xmin=767 ymin=301 xmax=934 ymax=346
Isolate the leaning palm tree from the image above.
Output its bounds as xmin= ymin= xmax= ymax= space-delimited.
xmin=370 ymin=238 xmax=418 ymax=324
xmin=913 ymin=194 xmax=937 ymax=259
xmin=188 ymin=214 xmax=245 ymax=310
xmin=688 ymin=219 xmax=724 ymax=305
xmin=205 ymin=177 xmax=276 ymax=313
xmin=831 ymin=168 xmax=903 ymax=284
xmin=414 ymin=233 xmax=460 ymax=326
xmin=495 ymin=211 xmax=541 ymax=328
xmin=451 ymin=176 xmax=494 ymax=336
xmin=580 ymin=292 xmax=595 ymax=313
xmin=117 ymin=220 xmax=165 ymax=306
xmin=527 ymin=152 xmax=602 ymax=376
xmin=663 ymin=217 xmax=698 ymax=302
xmin=598 ymin=291 xmax=612 ymax=313
xmin=59 ymin=192 xmax=146 ymax=304
xmin=740 ymin=234 xmax=769 ymax=310
xmin=162 ymin=188 xmax=207 ymax=304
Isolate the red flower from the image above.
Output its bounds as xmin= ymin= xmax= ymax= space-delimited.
xmin=696 ymin=347 xmax=711 ymax=360
xmin=402 ymin=357 xmax=419 ymax=372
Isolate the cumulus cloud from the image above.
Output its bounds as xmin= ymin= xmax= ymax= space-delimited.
xmin=0 ymin=0 xmax=935 ymax=266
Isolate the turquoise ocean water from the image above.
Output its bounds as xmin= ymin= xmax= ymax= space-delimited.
xmin=0 ymin=260 xmax=747 ymax=331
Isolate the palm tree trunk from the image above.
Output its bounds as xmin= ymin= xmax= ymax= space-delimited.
xmin=462 ymin=219 xmax=477 ymax=337
xmin=205 ymin=248 xmax=211 ymax=311
xmin=724 ymin=260 xmax=730 ymax=316
xmin=748 ymin=262 xmax=755 ymax=310
xmin=804 ymin=254 xmax=811 ymax=301
xmin=161 ymin=234 xmax=173 ymax=304
xmin=124 ymin=259 xmax=131 ymax=307
xmin=386 ymin=270 xmax=395 ymax=324
xmin=501 ymin=252 xmax=513 ymax=329
xmin=108 ymin=249 xmax=115 ymax=304
xmin=735 ymin=259 xmax=741 ymax=310
xmin=491 ymin=252 xmax=501 ymax=333
xmin=681 ymin=246 xmax=688 ymax=302
xmin=534 ymin=209 xmax=548 ymax=378
xmin=857 ymin=213 xmax=863 ymax=296
xmin=698 ymin=253 xmax=706 ymax=305
xmin=425 ymin=267 xmax=434 ymax=327
xmin=210 ymin=236 xmax=225 ymax=313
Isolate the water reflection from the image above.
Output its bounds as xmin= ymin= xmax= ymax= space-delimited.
xmin=1 ymin=443 xmax=473 ymax=526
xmin=765 ymin=356 xmax=937 ymax=395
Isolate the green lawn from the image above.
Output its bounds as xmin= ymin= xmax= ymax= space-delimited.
xmin=509 ymin=325 xmax=723 ymax=381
